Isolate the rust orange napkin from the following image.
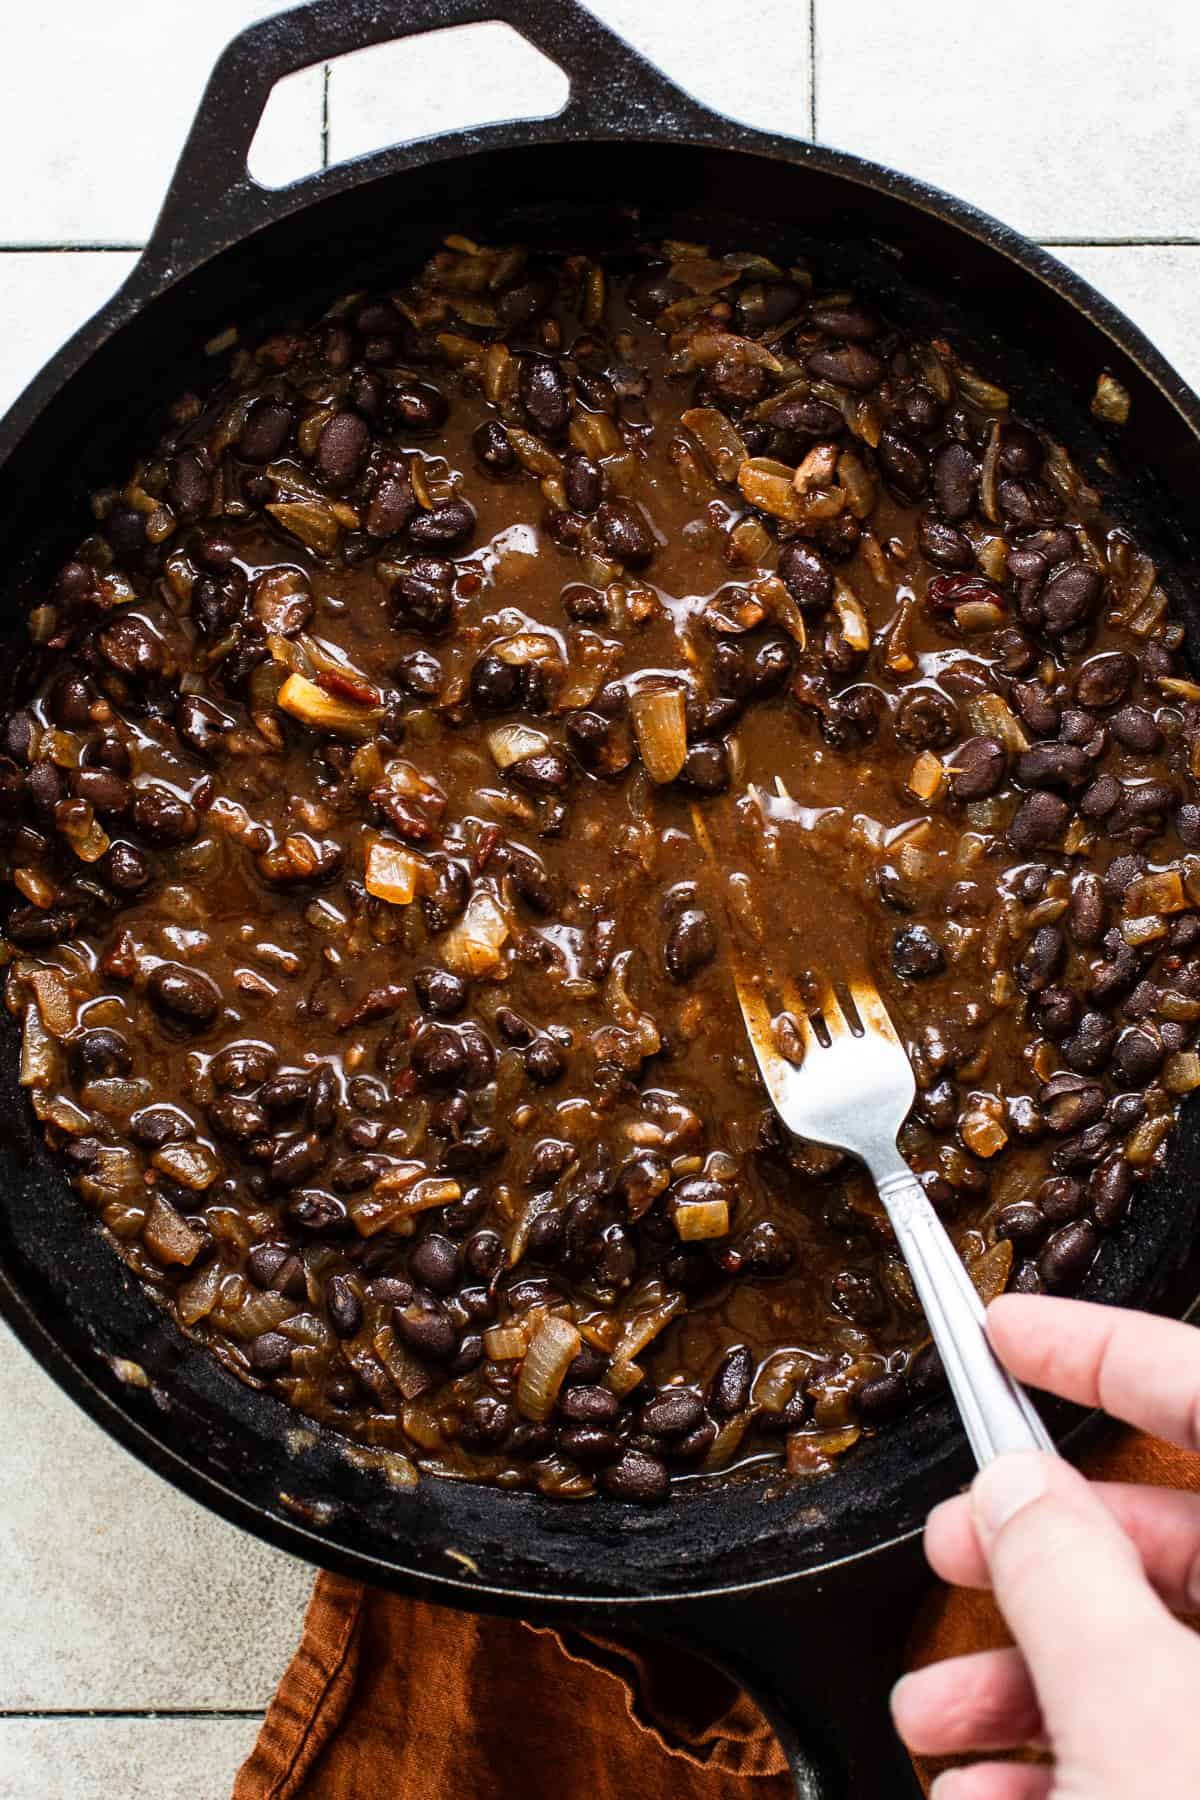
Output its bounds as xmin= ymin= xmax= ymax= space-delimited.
xmin=234 ymin=1431 xmax=1200 ymax=1799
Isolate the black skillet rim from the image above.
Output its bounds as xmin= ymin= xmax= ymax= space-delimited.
xmin=2 ymin=94 xmax=1200 ymax=1611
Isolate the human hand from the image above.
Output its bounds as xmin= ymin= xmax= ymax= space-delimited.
xmin=890 ymin=1291 xmax=1200 ymax=1797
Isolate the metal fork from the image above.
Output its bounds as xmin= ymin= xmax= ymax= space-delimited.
xmin=699 ymin=796 xmax=1055 ymax=1467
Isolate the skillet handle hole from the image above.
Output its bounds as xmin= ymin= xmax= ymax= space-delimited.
xmin=247 ymin=23 xmax=570 ymax=191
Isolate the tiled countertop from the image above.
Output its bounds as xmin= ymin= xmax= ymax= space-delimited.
xmin=1 ymin=3 xmax=1197 ymax=1794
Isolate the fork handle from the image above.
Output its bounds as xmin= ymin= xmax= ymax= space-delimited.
xmin=868 ymin=1151 xmax=1056 ymax=1465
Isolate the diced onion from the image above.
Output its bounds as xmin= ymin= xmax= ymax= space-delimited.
xmin=19 ymin=1003 xmax=58 ymax=1087
xmin=674 ymin=1198 xmax=730 ymax=1240
xmin=516 ymin=1315 xmax=581 ymax=1420
xmin=364 ymin=839 xmax=425 ymax=906
xmin=483 ymin=1325 xmax=528 ymax=1361
xmin=439 ymin=890 xmax=511 ymax=978
xmin=906 ymin=751 xmax=943 ymax=803
xmin=151 ymin=1141 xmax=221 ymax=1190
xmin=965 ymin=692 xmax=1029 ymax=753
xmin=487 ymin=723 xmax=551 ymax=770
xmin=278 ymin=672 xmax=380 ymax=739
xmin=959 ymin=1112 xmax=1008 ymax=1159
xmin=630 ymin=685 xmax=688 ymax=784
xmin=28 ymin=967 xmax=74 ymax=1038
xmin=736 ymin=456 xmax=803 ymax=522
xmin=142 ymin=1193 xmax=205 ymax=1266
xmin=1124 ymin=869 xmax=1188 ymax=917
xmin=1164 ymin=1051 xmax=1200 ymax=1094
xmin=833 ymin=589 xmax=871 ymax=652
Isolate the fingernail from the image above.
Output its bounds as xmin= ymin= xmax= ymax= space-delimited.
xmin=888 ymin=1672 xmax=913 ymax=1719
xmin=971 ymin=1451 xmax=1049 ymax=1536
xmin=929 ymin=1774 xmax=961 ymax=1799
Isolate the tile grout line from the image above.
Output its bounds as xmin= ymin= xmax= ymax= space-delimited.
xmin=808 ymin=0 xmax=817 ymax=141
xmin=0 ymin=1709 xmax=266 ymax=1721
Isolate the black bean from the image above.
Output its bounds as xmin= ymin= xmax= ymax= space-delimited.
xmin=1110 ymin=704 xmax=1162 ymax=752
xmin=805 ymin=344 xmax=883 ymax=391
xmin=895 ymin=687 xmax=959 ymax=750
xmin=470 ymin=651 xmax=523 ymax=713
xmin=766 ymin=396 xmax=845 ymax=441
xmin=520 ymin=358 xmax=570 ymax=436
xmin=832 ymin=1268 xmax=887 ymax=1325
xmin=460 ymin=1396 xmax=517 ymax=1450
xmin=98 ymin=615 xmax=164 ymax=680
xmin=900 ymin=386 xmax=943 ymax=434
xmin=239 ymin=397 xmax=293 ymax=463
xmin=390 ymin=380 xmax=448 ymax=435
xmin=474 ymin=419 xmax=517 ymax=475
xmin=315 ymin=410 xmax=370 ymax=488
xmin=891 ymin=924 xmax=945 ymax=979
xmin=100 ymin=842 xmax=151 ymax=894
xmin=597 ymin=500 xmax=655 ymax=568
xmin=511 ymin=750 xmax=571 ymax=792
xmin=270 ymin=1132 xmax=326 ymax=1189
xmin=557 ymin=1424 xmax=619 ymax=1466
xmin=1060 ymin=1011 xmax=1117 ymax=1074
xmin=950 ymin=735 xmax=1006 ymax=799
xmin=1068 ymin=871 xmax=1106 ymax=947
xmin=1074 ymin=652 xmax=1136 ymax=709
xmin=167 ymin=449 xmax=212 ymax=523
xmin=1091 ymin=1156 xmax=1134 ymax=1230
xmin=665 ymin=907 xmax=716 ymax=981
xmin=407 ymin=496 xmax=476 ymax=549
xmin=995 ymin=1203 xmax=1048 ymax=1247
xmin=560 ymin=1385 xmax=620 ymax=1426
xmin=1038 ymin=1221 xmax=1099 ymax=1291
xmin=211 ymin=1041 xmax=276 ymax=1090
xmin=1015 ymin=742 xmax=1091 ymax=790
xmin=250 ymin=1331 xmax=293 ymax=1374
xmin=1041 ymin=563 xmax=1102 ymax=635
xmin=147 ymin=961 xmax=221 ymax=1030
xmin=703 ymin=1344 xmax=750 ymax=1418
xmin=1017 ymin=926 xmax=1066 ymax=994
xmin=208 ymin=1094 xmax=268 ymax=1141
xmin=1010 ymin=681 xmax=1060 ymax=738
xmin=326 ymin=1274 xmax=362 ymax=1338
xmin=365 ymin=461 xmax=417 ymax=539
xmin=1008 ymin=790 xmax=1070 ymax=851
xmin=1042 ymin=1076 xmax=1107 ymax=1135
xmin=394 ymin=1297 xmax=457 ymax=1362
xmin=678 ymin=741 xmax=729 ymax=794
xmin=601 ymin=1448 xmax=669 ymax=1503
xmin=932 ymin=442 xmax=978 ymax=521
xmin=560 ymin=451 xmax=601 ymax=515
xmin=877 ymin=429 xmax=927 ymax=498
xmin=1112 ymin=1026 xmax=1164 ymax=1085
xmin=639 ymin=1388 xmax=704 ymax=1438
xmin=525 ymin=1037 xmax=566 ymax=1084
xmin=74 ymin=768 xmax=130 ymax=816
xmin=129 ymin=1105 xmax=190 ymax=1150
xmin=856 ymin=1373 xmax=910 ymax=1423
xmin=409 ymin=1233 xmax=459 ymax=1294
xmin=1079 ymin=773 xmax=1121 ymax=818
xmin=778 ymin=542 xmax=834 ymax=611
xmin=132 ymin=785 xmax=198 ymax=846
xmin=810 ymin=303 xmax=880 ymax=341
xmin=724 ymin=1219 xmax=795 ymax=1276
xmin=48 ymin=671 xmax=93 ymax=731
xmin=412 ymin=966 xmax=467 ymax=1019
xmin=493 ymin=272 xmax=555 ymax=327
xmin=918 ymin=515 xmax=973 ymax=569
xmin=69 ymin=1027 xmax=132 ymax=1083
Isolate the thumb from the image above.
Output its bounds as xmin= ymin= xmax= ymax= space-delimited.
xmin=971 ymin=1452 xmax=1196 ymax=1768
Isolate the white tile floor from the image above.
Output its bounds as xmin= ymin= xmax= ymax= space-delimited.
xmin=0 ymin=3 xmax=1198 ymax=1794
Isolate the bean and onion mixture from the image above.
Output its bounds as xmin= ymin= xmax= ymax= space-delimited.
xmin=2 ymin=237 xmax=1197 ymax=1504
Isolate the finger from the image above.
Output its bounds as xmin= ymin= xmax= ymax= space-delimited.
xmin=891 ymin=1647 xmax=1042 ymax=1755
xmin=927 ymin=1480 xmax=1200 ymax=1613
xmin=986 ymin=1293 xmax=1200 ymax=1450
xmin=930 ymin=1765 xmax=1053 ymax=1800
xmin=969 ymin=1451 xmax=1188 ymax=1740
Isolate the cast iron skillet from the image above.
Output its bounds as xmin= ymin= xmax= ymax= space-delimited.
xmin=4 ymin=3 xmax=1200 ymax=1792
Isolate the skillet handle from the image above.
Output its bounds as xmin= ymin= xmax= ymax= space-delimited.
xmin=140 ymin=0 xmax=710 ymax=281
xmin=657 ymin=1536 xmax=930 ymax=1800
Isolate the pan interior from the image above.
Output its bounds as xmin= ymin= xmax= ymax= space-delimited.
xmin=2 ymin=137 xmax=1200 ymax=1604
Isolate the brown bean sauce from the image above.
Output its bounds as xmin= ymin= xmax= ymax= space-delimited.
xmin=2 ymin=240 xmax=1197 ymax=1502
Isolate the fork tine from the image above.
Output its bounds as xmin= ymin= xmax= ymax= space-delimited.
xmin=847 ymin=973 xmax=904 ymax=1049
